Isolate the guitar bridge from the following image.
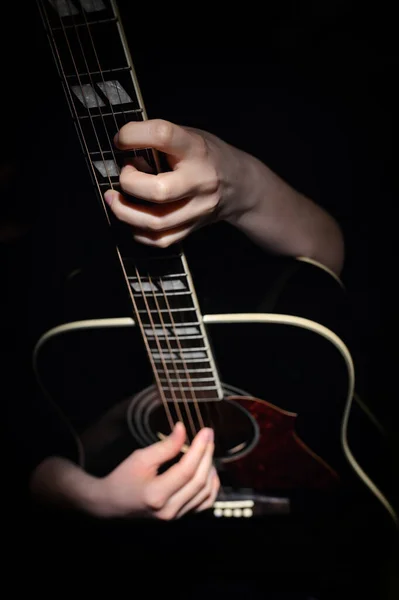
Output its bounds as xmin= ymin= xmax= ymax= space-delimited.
xmin=213 ymin=488 xmax=290 ymax=518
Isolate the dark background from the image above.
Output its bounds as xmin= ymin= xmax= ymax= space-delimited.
xmin=1 ymin=0 xmax=398 ymax=596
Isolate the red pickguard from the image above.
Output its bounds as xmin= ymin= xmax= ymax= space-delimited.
xmin=225 ymin=396 xmax=339 ymax=490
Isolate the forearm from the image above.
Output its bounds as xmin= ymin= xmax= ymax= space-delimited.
xmin=30 ymin=456 xmax=104 ymax=516
xmin=204 ymin=131 xmax=345 ymax=275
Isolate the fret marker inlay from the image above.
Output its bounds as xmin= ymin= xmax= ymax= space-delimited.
xmin=174 ymin=327 xmax=200 ymax=335
xmin=162 ymin=279 xmax=186 ymax=291
xmin=79 ymin=0 xmax=106 ymax=12
xmin=153 ymin=352 xmax=177 ymax=360
xmin=93 ymin=159 xmax=119 ymax=177
xmin=49 ymin=0 xmax=79 ymax=17
xmin=130 ymin=281 xmax=157 ymax=293
xmin=71 ymin=84 xmax=105 ymax=109
xmin=97 ymin=80 xmax=132 ymax=105
xmin=181 ymin=351 xmax=207 ymax=359
xmin=38 ymin=0 xmax=224 ymax=404
xmin=144 ymin=328 xmax=171 ymax=336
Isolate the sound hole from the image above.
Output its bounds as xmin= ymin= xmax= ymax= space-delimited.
xmin=149 ymin=399 xmax=259 ymax=462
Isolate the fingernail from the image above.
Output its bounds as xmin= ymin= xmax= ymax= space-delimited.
xmin=172 ymin=422 xmax=183 ymax=435
xmin=104 ymin=190 xmax=114 ymax=206
xmin=113 ymin=132 xmax=119 ymax=145
xmin=204 ymin=428 xmax=214 ymax=443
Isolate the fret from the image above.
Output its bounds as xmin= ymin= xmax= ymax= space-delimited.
xmin=153 ymin=349 xmax=208 ymax=359
xmin=136 ymin=312 xmax=201 ymax=330
xmin=45 ymin=0 xmax=113 ymax=24
xmin=137 ymin=308 xmax=197 ymax=314
xmin=149 ymin=342 xmax=207 ymax=354
xmin=132 ymin=291 xmax=192 ymax=298
xmin=128 ymin=273 xmax=186 ymax=281
xmin=160 ymin=369 xmax=213 ymax=375
xmin=89 ymin=150 xmax=124 ymax=157
xmin=37 ymin=0 xmax=223 ymax=400
xmin=52 ymin=18 xmax=118 ymax=31
xmin=148 ymin=333 xmax=205 ymax=343
xmin=99 ymin=181 xmax=119 ymax=187
xmin=50 ymin=18 xmax=129 ymax=77
xmin=163 ymin=395 xmax=221 ymax=403
xmin=66 ymin=66 xmax=131 ymax=80
xmin=153 ymin=358 xmax=212 ymax=365
xmin=78 ymin=109 xmax=143 ymax=119
xmin=143 ymin=321 xmax=201 ymax=328
xmin=159 ymin=377 xmax=215 ymax=383
xmin=146 ymin=335 xmax=204 ymax=341
xmin=161 ymin=385 xmax=218 ymax=392
xmin=133 ymin=295 xmax=195 ymax=313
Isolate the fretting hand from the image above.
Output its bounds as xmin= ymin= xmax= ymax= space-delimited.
xmin=103 ymin=118 xmax=344 ymax=274
xmin=103 ymin=118 xmax=251 ymax=248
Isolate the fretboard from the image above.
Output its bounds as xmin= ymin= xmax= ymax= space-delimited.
xmin=124 ymin=253 xmax=223 ymax=402
xmin=37 ymin=0 xmax=152 ymax=193
xmin=37 ymin=0 xmax=223 ymax=402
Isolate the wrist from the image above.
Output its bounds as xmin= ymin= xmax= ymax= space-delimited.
xmin=216 ymin=140 xmax=265 ymax=225
xmin=30 ymin=456 xmax=107 ymax=517
xmin=189 ymin=127 xmax=258 ymax=223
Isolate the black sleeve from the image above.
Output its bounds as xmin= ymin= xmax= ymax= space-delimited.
xmin=4 ymin=234 xmax=80 ymax=495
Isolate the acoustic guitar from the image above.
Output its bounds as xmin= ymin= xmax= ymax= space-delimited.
xmin=34 ymin=0 xmax=397 ymax=526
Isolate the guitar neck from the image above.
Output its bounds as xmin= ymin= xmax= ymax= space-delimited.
xmin=37 ymin=0 xmax=223 ymax=400
xmin=37 ymin=0 xmax=151 ymax=195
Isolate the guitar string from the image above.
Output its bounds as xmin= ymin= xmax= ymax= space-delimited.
xmin=60 ymin=0 xmax=117 ymax=189
xmin=159 ymin=278 xmax=205 ymax=433
xmin=64 ymin=0 xmax=180 ymax=431
xmin=82 ymin=0 xmax=198 ymax=434
xmin=133 ymin=268 xmax=183 ymax=428
xmin=173 ymin=262 xmax=218 ymax=433
xmin=40 ymin=0 xmax=173 ymax=429
xmin=107 ymin=3 xmax=216 ymax=443
xmin=148 ymin=273 xmax=197 ymax=439
xmin=40 ymin=0 xmax=223 ymax=506
xmin=84 ymin=0 xmax=202 ymax=436
xmin=84 ymin=0 xmax=151 ymax=163
xmin=106 ymin=0 xmax=212 ymax=439
xmin=145 ymin=273 xmax=194 ymax=437
xmin=165 ymin=267 xmax=226 ymax=487
xmin=37 ymin=0 xmax=109 ymax=221
xmin=48 ymin=1 xmax=219 ymax=479
xmin=64 ymin=0 xmax=181 ymax=431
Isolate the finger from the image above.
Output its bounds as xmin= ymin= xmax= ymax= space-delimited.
xmin=133 ymin=221 xmax=202 ymax=249
xmin=194 ymin=470 xmax=221 ymax=513
xmin=149 ymin=428 xmax=214 ymax=505
xmin=104 ymin=190 xmax=218 ymax=232
xmin=127 ymin=156 xmax=155 ymax=174
xmin=138 ymin=422 xmax=186 ymax=469
xmin=156 ymin=434 xmax=216 ymax=519
xmin=176 ymin=466 xmax=219 ymax=519
xmin=115 ymin=119 xmax=206 ymax=160
xmin=117 ymin=164 xmax=198 ymax=203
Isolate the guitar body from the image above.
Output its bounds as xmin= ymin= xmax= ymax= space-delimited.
xmin=34 ymin=254 xmax=396 ymax=524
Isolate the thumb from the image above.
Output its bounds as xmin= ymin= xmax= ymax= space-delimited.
xmin=143 ymin=422 xmax=186 ymax=468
